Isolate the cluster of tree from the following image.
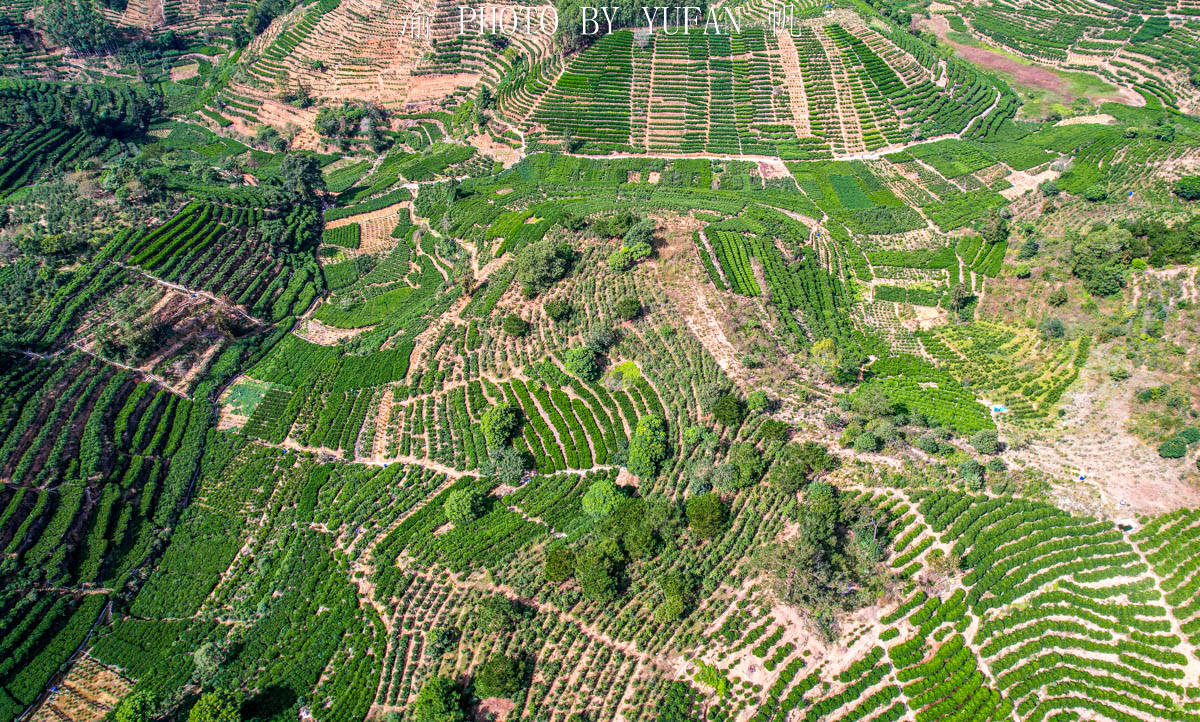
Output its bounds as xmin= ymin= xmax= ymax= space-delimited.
xmin=245 ymin=0 xmax=296 ymax=34
xmin=478 ymin=402 xmax=532 ymax=483
xmin=1120 ymin=216 xmax=1200 ymax=267
xmin=1069 ymin=224 xmax=1138 ymax=296
xmin=40 ymin=0 xmax=117 ymax=54
xmin=755 ymin=482 xmax=889 ymax=639
xmin=314 ymin=103 xmax=388 ymax=149
xmin=515 ymin=239 xmax=575 ymax=297
xmin=607 ymin=219 xmax=656 ymax=272
xmin=1 ymin=80 xmax=162 ymax=138
xmin=546 ymin=479 xmax=714 ymax=605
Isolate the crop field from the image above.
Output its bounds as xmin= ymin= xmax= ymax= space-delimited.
xmin=3 ymin=0 xmax=1200 ymax=720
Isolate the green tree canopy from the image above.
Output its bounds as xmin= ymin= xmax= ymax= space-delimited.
xmin=411 ymin=676 xmax=465 ymax=722
xmin=443 ymin=488 xmax=487 ymax=526
xmin=686 ymin=493 xmax=726 ymax=538
xmin=582 ymin=477 xmax=623 ymax=519
xmin=188 ymin=691 xmax=240 ymax=722
xmin=627 ymin=415 xmax=668 ymax=478
xmin=480 ymin=402 xmax=521 ymax=449
xmin=473 ymin=655 xmax=523 ymax=699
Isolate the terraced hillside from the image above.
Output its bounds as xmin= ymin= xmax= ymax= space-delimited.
xmin=3 ymin=0 xmax=1200 ymax=720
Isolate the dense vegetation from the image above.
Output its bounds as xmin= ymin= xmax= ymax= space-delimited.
xmin=1 ymin=0 xmax=1199 ymax=720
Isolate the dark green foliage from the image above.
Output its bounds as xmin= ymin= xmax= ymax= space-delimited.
xmin=615 ymin=295 xmax=642 ymax=321
xmin=480 ymin=402 xmax=521 ymax=449
xmin=188 ymin=691 xmax=240 ymax=722
xmin=710 ymin=394 xmax=745 ymax=427
xmin=565 ymin=345 xmax=602 ymax=381
xmin=575 ymin=537 xmax=623 ymax=601
xmin=770 ymin=441 xmax=834 ymax=494
xmin=727 ymin=442 xmax=765 ymax=489
xmin=412 ymin=677 xmax=465 ymax=722
xmin=686 ymin=493 xmax=726 ymax=539
xmin=1173 ymin=175 xmax=1200 ymax=201
xmin=958 ymin=459 xmax=985 ymax=489
xmin=970 ymin=429 xmax=1000 ymax=455
xmin=502 ymin=314 xmax=529 ymax=337
xmin=627 ymin=415 xmax=668 ymax=478
xmin=515 ymin=240 xmax=572 ymax=296
xmin=544 ymin=546 xmax=576 ymax=582
xmin=473 ymin=655 xmax=522 ymax=699
xmin=444 ymin=488 xmax=487 ymax=525
xmin=476 ymin=595 xmax=520 ymax=633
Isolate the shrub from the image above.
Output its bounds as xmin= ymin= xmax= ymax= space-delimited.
xmin=615 ymin=295 xmax=642 ymax=321
xmin=1082 ymin=184 xmax=1108 ymax=202
xmin=502 ymin=314 xmax=528 ymax=336
xmin=747 ymin=390 xmax=770 ymax=413
xmin=1159 ymin=436 xmax=1188 ymax=459
xmin=958 ymin=459 xmax=985 ymax=489
xmin=473 ymin=655 xmax=522 ymax=699
xmin=687 ymin=493 xmax=727 ymax=538
xmin=970 ymin=429 xmax=1000 ymax=455
xmin=544 ymin=297 xmax=572 ymax=321
xmin=443 ymin=488 xmax=486 ymax=525
xmin=1173 ymin=175 xmax=1200 ymax=201
xmin=728 ymin=442 xmax=765 ymax=488
xmin=711 ymin=394 xmax=745 ymax=427
xmin=1018 ymin=237 xmax=1040 ymax=259
xmin=853 ymin=432 xmax=880 ymax=453
xmin=544 ymin=546 xmax=576 ymax=582
xmin=1039 ymin=317 xmax=1065 ymax=339
xmin=1047 ymin=286 xmax=1067 ymax=306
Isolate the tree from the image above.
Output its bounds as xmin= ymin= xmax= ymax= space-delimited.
xmin=544 ymin=297 xmax=572 ymax=321
xmin=1039 ymin=317 xmax=1065 ymax=339
xmin=191 ymin=642 xmax=225 ymax=687
xmin=565 ymin=345 xmax=602 ymax=380
xmin=627 ymin=415 xmax=668 ymax=478
xmin=480 ymin=402 xmax=520 ymax=449
xmin=747 ymin=390 xmax=770 ymax=413
xmin=958 ymin=459 xmax=985 ymax=489
xmin=443 ymin=488 xmax=486 ymax=526
xmin=425 ymin=627 xmax=459 ymax=658
xmin=728 ymin=442 xmax=765 ymax=488
xmin=411 ymin=677 xmax=465 ymax=722
xmin=1174 ymin=175 xmax=1200 ymax=201
xmin=515 ymin=240 xmax=571 ymax=296
xmin=852 ymin=432 xmax=880 ymax=453
xmin=1082 ymin=184 xmax=1108 ymax=202
xmin=278 ymin=153 xmax=325 ymax=198
xmin=615 ymin=295 xmax=642 ymax=321
xmin=502 ymin=314 xmax=528 ymax=337
xmin=476 ymin=594 xmax=519 ymax=632
xmin=582 ymin=477 xmax=622 ymax=519
xmin=575 ymin=537 xmax=623 ymax=601
xmin=1018 ymin=237 xmax=1040 ymax=259
xmin=544 ymin=546 xmax=576 ymax=582
xmin=188 ymin=691 xmax=240 ymax=722
xmin=710 ymin=394 xmax=746 ymax=427
xmin=970 ymin=429 xmax=1000 ymax=455
xmin=115 ymin=690 xmax=156 ymax=722
xmin=40 ymin=0 xmax=117 ymax=54
xmin=1070 ymin=225 xmax=1130 ymax=296
xmin=687 ymin=493 xmax=727 ymax=538
xmin=480 ymin=446 xmax=529 ymax=484
xmin=770 ymin=441 xmax=834 ymax=494
xmin=654 ymin=571 xmax=691 ymax=622
xmin=948 ymin=282 xmax=973 ymax=311
xmin=1047 ymin=286 xmax=1068 ymax=307
xmin=473 ymin=655 xmax=522 ymax=699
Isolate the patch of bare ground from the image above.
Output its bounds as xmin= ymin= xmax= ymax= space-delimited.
xmin=169 ymin=63 xmax=197 ymax=82
xmin=1007 ymin=363 xmax=1200 ymax=521
xmin=475 ymin=698 xmax=515 ymax=721
xmin=30 ymin=655 xmax=134 ymax=722
xmin=293 ymin=318 xmax=369 ymax=345
xmin=1000 ymin=165 xmax=1060 ymax=201
xmin=1054 ymin=113 xmax=1117 ymax=126
xmin=468 ymin=132 xmax=521 ymax=168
